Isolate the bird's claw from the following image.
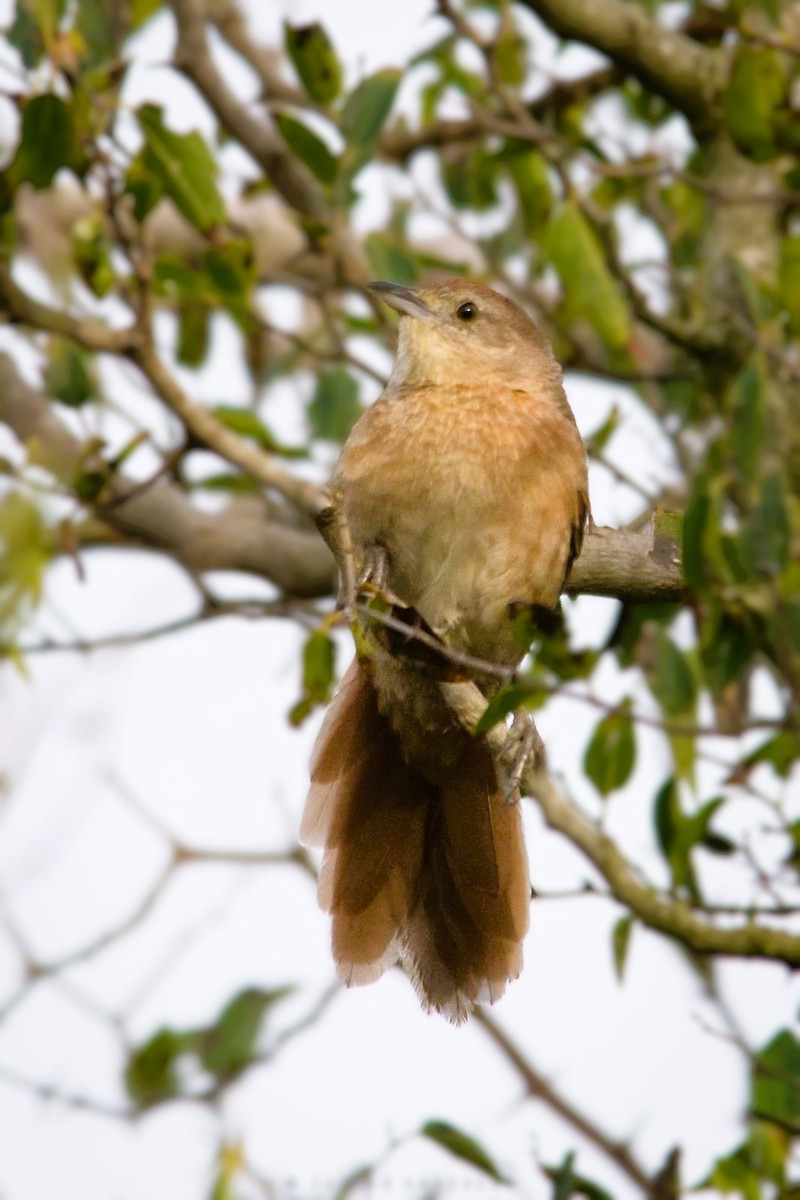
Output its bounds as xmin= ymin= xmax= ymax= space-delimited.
xmin=500 ymin=711 xmax=546 ymax=804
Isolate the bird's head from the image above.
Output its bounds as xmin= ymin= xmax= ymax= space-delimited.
xmin=368 ymin=278 xmax=562 ymax=395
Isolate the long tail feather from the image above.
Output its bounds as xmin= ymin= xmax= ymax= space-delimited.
xmin=302 ymin=659 xmax=529 ymax=1021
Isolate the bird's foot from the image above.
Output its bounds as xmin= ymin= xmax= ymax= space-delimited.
xmin=357 ymin=544 xmax=403 ymax=607
xmin=499 ymin=710 xmax=546 ymax=804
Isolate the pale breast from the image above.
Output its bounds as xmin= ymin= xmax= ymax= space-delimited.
xmin=336 ymin=385 xmax=587 ymax=664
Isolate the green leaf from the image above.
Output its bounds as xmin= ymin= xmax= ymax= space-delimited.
xmin=504 ymin=147 xmax=552 ymax=235
xmin=177 ymin=299 xmax=211 ymax=367
xmin=124 ymin=1028 xmax=190 ymax=1108
xmin=131 ymin=0 xmax=162 ymax=31
xmin=706 ymin=1121 xmax=788 ymax=1199
xmin=584 ymin=702 xmax=636 ymax=796
xmin=341 ymin=69 xmax=401 ymax=148
xmin=612 ymin=914 xmax=633 ymax=981
xmin=743 ymin=732 xmax=800 ymax=779
xmin=134 ymin=104 xmax=225 ymax=233
xmin=542 ymin=1154 xmax=615 ymax=1200
xmin=72 ymin=213 xmax=115 ymax=297
xmin=651 ymin=633 xmax=697 ymax=717
xmin=779 ymin=236 xmax=800 ymax=331
xmin=494 ymin=23 xmax=525 ymax=86
xmin=0 ymin=493 xmax=50 ymax=634
xmin=196 ymin=473 xmax=259 ymax=493
xmin=308 ymin=366 xmax=363 ymax=442
xmin=75 ymin=0 xmax=121 ymax=67
xmin=724 ymin=47 xmax=786 ymax=161
xmin=45 ymin=339 xmax=95 ymax=408
xmin=728 ymin=359 xmax=764 ymax=480
xmin=443 ymin=147 xmax=499 ymax=212
xmin=212 ymin=405 xmax=305 ymax=458
xmin=284 ymin=22 xmax=342 ymax=103
xmin=420 ymin=1120 xmax=510 ymax=1185
xmin=752 ymin=1030 xmax=800 ymax=1134
xmin=7 ymin=2 xmax=45 ymax=68
xmin=545 ymin=203 xmax=631 ymax=350
xmin=201 ymin=987 xmax=293 ymax=1078
xmin=365 ymin=232 xmax=419 ymax=286
xmin=274 ymin=112 xmax=338 ymax=184
xmin=682 ymin=488 xmax=711 ymax=589
xmin=9 ymin=94 xmax=87 ymax=189
xmin=473 ymin=681 xmax=541 ymax=734
xmin=302 ymin=631 xmax=336 ymax=704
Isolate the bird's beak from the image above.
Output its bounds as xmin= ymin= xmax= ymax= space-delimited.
xmin=368 ymin=281 xmax=433 ymax=321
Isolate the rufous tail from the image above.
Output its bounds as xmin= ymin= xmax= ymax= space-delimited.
xmin=301 ymin=660 xmax=530 ymax=1022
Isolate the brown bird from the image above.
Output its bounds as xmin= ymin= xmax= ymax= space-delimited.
xmin=301 ymin=279 xmax=589 ymax=1022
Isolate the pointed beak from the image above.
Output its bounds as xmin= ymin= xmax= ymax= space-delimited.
xmin=368 ymin=281 xmax=433 ymax=321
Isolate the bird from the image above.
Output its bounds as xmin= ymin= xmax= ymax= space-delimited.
xmin=301 ymin=279 xmax=589 ymax=1022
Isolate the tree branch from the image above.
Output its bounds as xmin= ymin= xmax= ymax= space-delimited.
xmin=168 ymin=0 xmax=326 ymax=220
xmin=474 ymin=1009 xmax=653 ymax=1194
xmin=517 ymin=0 xmax=726 ymax=130
xmin=0 ymin=354 xmax=335 ymax=596
xmin=439 ymin=680 xmax=800 ymax=968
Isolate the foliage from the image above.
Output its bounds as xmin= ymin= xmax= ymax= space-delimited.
xmin=0 ymin=0 xmax=798 ymax=1196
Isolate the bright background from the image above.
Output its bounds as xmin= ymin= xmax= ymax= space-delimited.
xmin=0 ymin=2 xmax=797 ymax=1197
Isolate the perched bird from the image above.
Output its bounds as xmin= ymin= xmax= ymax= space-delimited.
xmin=301 ymin=279 xmax=589 ymax=1022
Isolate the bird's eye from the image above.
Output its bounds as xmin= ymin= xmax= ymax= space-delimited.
xmin=456 ymin=301 xmax=477 ymax=322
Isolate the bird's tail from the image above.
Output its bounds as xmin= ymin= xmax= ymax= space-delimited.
xmin=301 ymin=659 xmax=530 ymax=1022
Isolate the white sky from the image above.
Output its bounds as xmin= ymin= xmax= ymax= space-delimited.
xmin=0 ymin=2 xmax=798 ymax=1199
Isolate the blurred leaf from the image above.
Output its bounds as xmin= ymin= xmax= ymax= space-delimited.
xmin=308 ymin=367 xmax=363 ymax=442
xmin=8 ymin=94 xmax=87 ymax=188
xmin=494 ymin=23 xmax=525 ymax=86
xmin=651 ymin=633 xmax=697 ymax=717
xmin=728 ymin=358 xmax=764 ymax=480
xmin=365 ymin=232 xmax=419 ymax=285
xmin=7 ymin=2 xmax=45 ymax=68
xmin=196 ymin=473 xmax=259 ymax=493
xmin=131 ymin=0 xmax=162 ymax=31
xmin=45 ymin=338 xmax=95 ymax=408
xmin=584 ymin=702 xmax=635 ymax=796
xmin=743 ymin=732 xmax=800 ymax=779
xmin=420 ymin=1120 xmax=510 ymax=1185
xmin=341 ymin=69 xmax=400 ymax=148
xmin=742 ymin=473 xmax=791 ymax=577
xmin=724 ymin=47 xmax=786 ymax=161
xmin=612 ymin=914 xmax=633 ymax=982
xmin=72 ymin=213 xmax=115 ymax=297
xmin=779 ymin=236 xmax=800 ymax=330
xmin=201 ymin=987 xmax=293 ymax=1078
xmin=134 ymin=104 xmax=225 ymax=233
xmin=545 ymin=203 xmax=630 ymax=350
xmin=706 ymin=1121 xmax=788 ymax=1199
xmin=284 ymin=21 xmax=342 ymax=103
xmin=177 ymin=299 xmax=210 ymax=367
xmin=212 ymin=405 xmax=305 ymax=458
xmin=302 ymin=630 xmax=336 ymax=704
xmin=0 ymin=494 xmax=50 ymax=633
xmin=443 ymin=146 xmax=499 ymax=212
xmin=275 ymin=112 xmax=338 ymax=184
xmin=75 ymin=0 xmax=121 ymax=67
xmin=473 ymin=681 xmax=542 ymax=734
xmin=752 ymin=1030 xmax=800 ymax=1134
xmin=124 ymin=1028 xmax=190 ymax=1108
xmin=504 ymin=146 xmax=552 ymax=235
xmin=543 ymin=1153 xmax=614 ymax=1200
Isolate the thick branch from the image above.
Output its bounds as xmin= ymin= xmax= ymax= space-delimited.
xmin=518 ymin=0 xmax=726 ymax=129
xmin=0 ymin=354 xmax=335 ymax=597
